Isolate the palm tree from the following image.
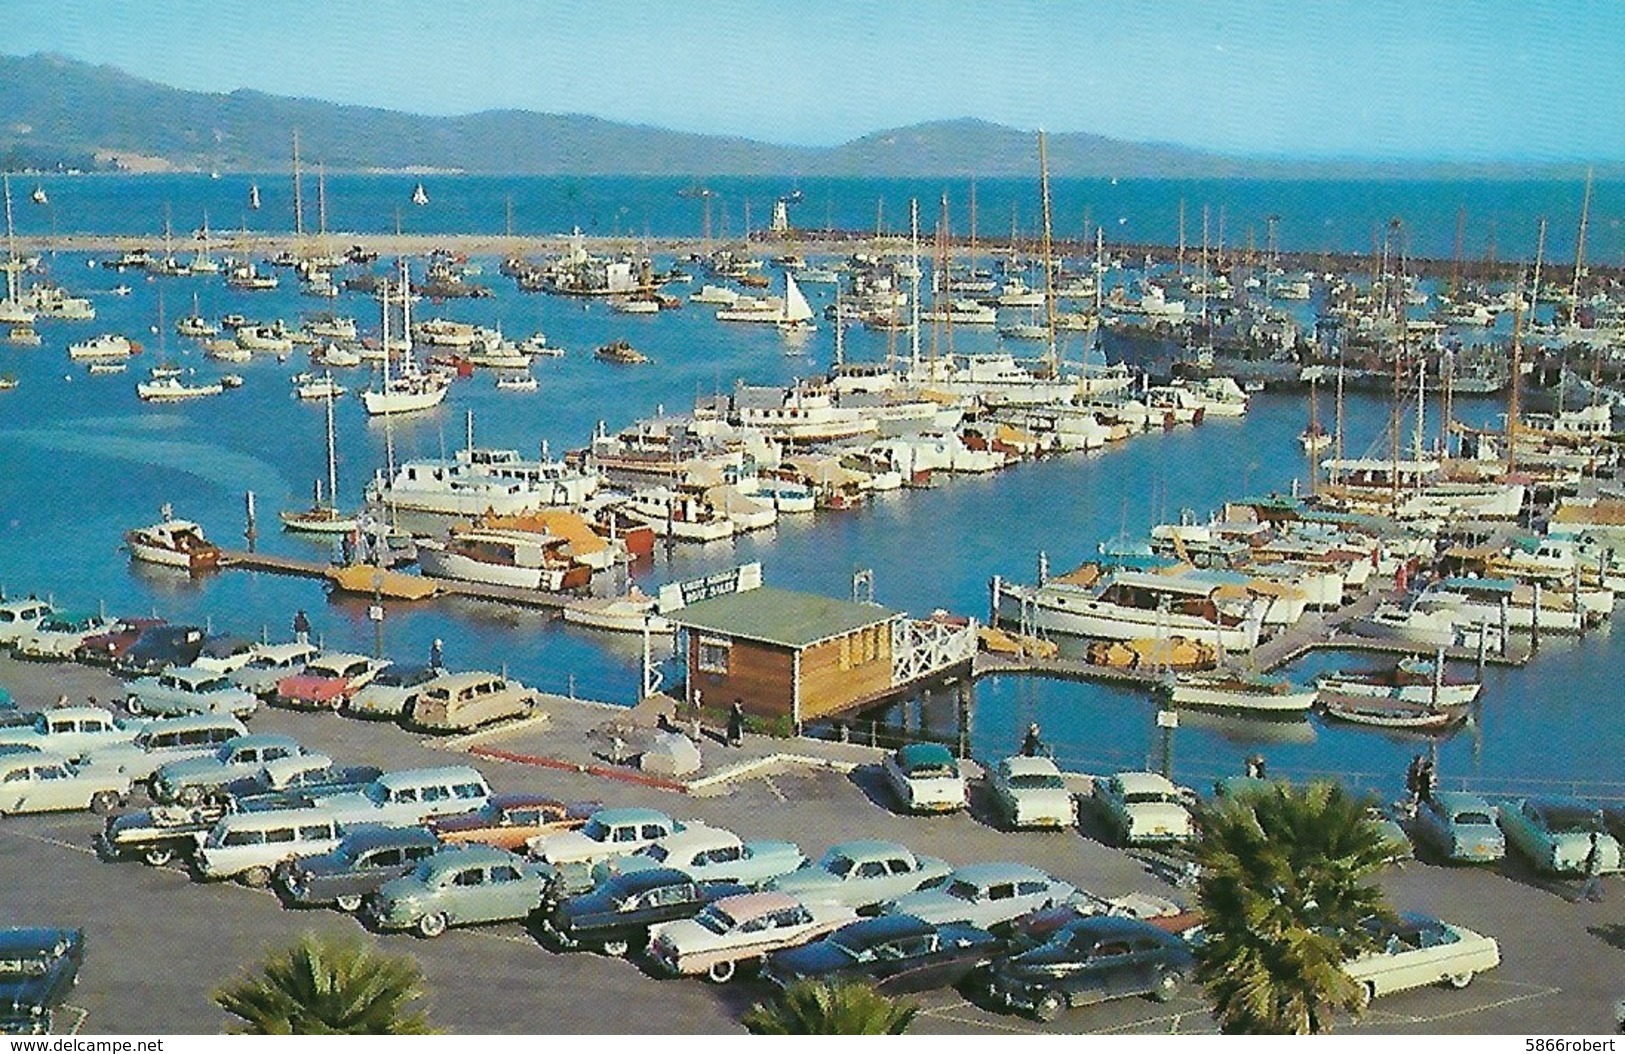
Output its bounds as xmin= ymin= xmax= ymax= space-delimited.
xmin=742 ymin=979 xmax=918 ymax=1035
xmin=1193 ymin=780 xmax=1395 ymax=1034
xmin=214 ymin=932 xmax=435 ymax=1034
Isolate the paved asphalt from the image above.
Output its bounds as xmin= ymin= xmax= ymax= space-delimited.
xmin=1 ymin=656 xmax=1620 ymax=1035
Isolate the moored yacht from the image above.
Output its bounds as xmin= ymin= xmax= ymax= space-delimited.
xmin=125 ymin=508 xmax=221 ymax=574
xmin=417 ymin=528 xmax=592 ymax=592
xmin=992 ymin=565 xmax=1263 ymax=652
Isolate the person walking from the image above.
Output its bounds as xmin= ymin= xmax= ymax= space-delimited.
xmin=726 ymin=700 xmax=746 ymax=748
xmin=1580 ymin=831 xmax=1607 ymax=903
xmin=292 ymin=609 xmax=312 ymax=645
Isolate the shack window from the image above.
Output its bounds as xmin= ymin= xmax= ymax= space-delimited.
xmin=697 ymin=637 xmax=730 ymax=674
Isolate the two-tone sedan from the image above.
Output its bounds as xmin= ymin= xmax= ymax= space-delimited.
xmin=275 ymin=653 xmax=389 ymax=711
xmin=13 ymin=612 xmax=114 ymax=661
xmin=885 ymin=862 xmax=1075 ymax=930
xmin=0 ymin=752 xmax=130 ymax=816
xmin=430 ymin=793 xmax=598 ymax=852
xmin=770 ymin=840 xmax=952 ymax=912
xmin=1345 ymin=913 xmax=1502 ymax=1006
xmin=989 ymin=755 xmax=1076 ymax=830
xmin=881 ymin=743 xmax=968 ymax=814
xmin=364 ymin=844 xmax=553 ymax=938
xmin=123 ymin=666 xmax=259 ymax=720
xmin=73 ymin=617 xmax=164 ymax=667
xmin=1412 ymin=792 xmax=1506 ymax=864
xmin=275 ymin=826 xmax=442 ymax=912
xmin=647 ymin=891 xmax=858 ymax=983
xmin=529 ymin=808 xmax=687 ymax=867
xmin=762 ymin=913 xmax=1001 ymax=996
xmin=533 ymin=867 xmax=749 ymax=957
xmin=1498 ymin=797 xmax=1623 ymax=875
xmin=344 ymin=665 xmax=443 ymax=721
xmin=149 ymin=734 xmax=305 ymax=804
xmin=594 ymin=825 xmax=805 ymax=888
xmin=0 ymin=928 xmax=84 ymax=1035
xmin=1091 ymin=772 xmax=1195 ymax=847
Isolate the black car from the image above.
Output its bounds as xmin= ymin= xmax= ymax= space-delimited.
xmin=95 ymin=802 xmax=230 ymax=867
xmin=0 ymin=928 xmax=84 ymax=1035
xmin=274 ymin=826 xmax=442 ymax=911
xmin=113 ymin=625 xmax=207 ymax=677
xmin=985 ymin=914 xmax=1196 ymax=1022
xmin=195 ymin=634 xmax=259 ymax=671
xmin=532 ymin=867 xmax=749 ymax=957
xmin=762 ymin=913 xmax=1001 ymax=996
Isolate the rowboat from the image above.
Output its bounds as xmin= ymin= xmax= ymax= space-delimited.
xmin=1157 ymin=671 xmax=1318 ymax=715
xmin=1318 ymin=694 xmax=1470 ymax=732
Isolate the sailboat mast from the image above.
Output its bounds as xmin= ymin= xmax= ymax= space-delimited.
xmin=292 ymin=130 xmax=304 ymax=245
xmin=933 ymin=191 xmax=950 ymax=364
xmin=1389 ymin=219 xmax=1406 ymax=511
xmin=909 ymin=198 xmax=921 ymax=371
xmin=1569 ymin=166 xmax=1593 ymax=326
xmin=1177 ymin=198 xmax=1186 ymax=276
xmin=1038 ymin=131 xmax=1058 ymax=375
xmin=1307 ymin=371 xmax=1319 ymax=495
xmin=325 ymin=383 xmax=339 ymax=510
xmin=1530 ymin=216 xmax=1547 ymax=322
xmin=1506 ymin=275 xmax=1524 ymax=476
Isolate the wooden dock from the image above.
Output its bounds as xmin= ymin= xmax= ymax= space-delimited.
xmin=218 ymin=549 xmax=576 ymax=613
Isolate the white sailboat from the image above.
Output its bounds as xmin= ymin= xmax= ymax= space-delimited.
xmin=0 ymin=176 xmax=36 ymax=326
xmin=412 ymin=182 xmax=429 ymax=206
xmin=776 ymin=272 xmax=816 ymax=334
xmin=248 ymin=183 xmax=261 ymax=211
xmin=281 ymin=383 xmax=358 ymax=534
xmin=360 ymin=265 xmax=449 ymax=416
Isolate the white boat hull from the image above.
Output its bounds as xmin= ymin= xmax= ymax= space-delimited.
xmin=361 ymin=385 xmax=448 ymax=415
xmin=996 ymin=583 xmax=1257 ymax=652
xmin=1167 ymin=682 xmax=1318 ymax=714
xmin=417 ymin=540 xmax=567 ymax=591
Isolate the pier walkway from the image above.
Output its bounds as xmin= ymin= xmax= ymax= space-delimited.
xmin=218 ymin=548 xmax=577 ymax=612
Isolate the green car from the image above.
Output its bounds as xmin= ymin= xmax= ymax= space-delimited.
xmin=362 ymin=844 xmax=552 ymax=938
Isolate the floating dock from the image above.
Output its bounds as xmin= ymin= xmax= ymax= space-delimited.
xmin=218 ymin=549 xmax=576 ymax=613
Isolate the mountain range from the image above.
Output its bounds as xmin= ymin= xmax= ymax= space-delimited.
xmin=0 ymin=53 xmax=1604 ymax=179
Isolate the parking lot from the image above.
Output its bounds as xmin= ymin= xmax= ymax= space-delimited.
xmin=1 ymin=657 xmax=1620 ymax=1034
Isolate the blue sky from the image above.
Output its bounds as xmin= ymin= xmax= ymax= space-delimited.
xmin=11 ymin=0 xmax=1625 ymax=161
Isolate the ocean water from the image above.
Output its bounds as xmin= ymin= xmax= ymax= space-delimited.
xmin=9 ymin=173 xmax=1624 ymax=263
xmin=0 ymin=176 xmax=1619 ymax=802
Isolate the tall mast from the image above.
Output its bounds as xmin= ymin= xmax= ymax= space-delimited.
xmin=934 ymin=191 xmax=950 ymax=364
xmin=1506 ymin=274 xmax=1524 ymax=476
xmin=1200 ymin=205 xmax=1211 ymax=330
xmin=1569 ymin=166 xmax=1593 ymax=326
xmin=968 ymin=179 xmax=978 ymax=268
xmin=1038 ymin=130 xmax=1058 ymax=375
xmin=1389 ymin=218 xmax=1406 ymax=511
xmin=324 ymin=382 xmax=339 ymax=511
xmin=1307 ymin=370 xmax=1319 ymax=495
xmin=1530 ymin=216 xmax=1547 ymax=322
xmin=292 ymin=130 xmax=304 ymax=246
xmin=909 ymin=198 xmax=921 ymax=371
xmin=317 ymin=163 xmax=328 ymax=242
xmin=1176 ymin=198 xmax=1186 ymax=276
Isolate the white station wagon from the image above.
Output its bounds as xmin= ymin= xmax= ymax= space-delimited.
xmin=0 ymin=707 xmax=138 ymax=758
xmin=0 ymin=752 xmax=131 ymax=816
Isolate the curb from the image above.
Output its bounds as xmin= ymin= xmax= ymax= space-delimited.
xmin=465 ymin=745 xmax=864 ymax=795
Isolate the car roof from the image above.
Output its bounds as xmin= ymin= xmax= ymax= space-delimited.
xmin=340 ymin=825 xmax=439 ymax=853
xmin=1114 ymin=771 xmax=1179 ymax=794
xmin=1430 ymin=790 xmax=1494 ymax=813
xmin=0 ymin=752 xmax=78 ymax=772
xmin=826 ymin=839 xmax=910 ymax=859
xmin=377 ymin=765 xmax=485 ymax=789
xmin=135 ymin=624 xmax=204 ymax=642
xmin=587 ymin=807 xmax=673 ymax=826
xmin=252 ymin=642 xmax=319 ymax=661
xmin=224 ymin=733 xmax=302 ymax=751
xmin=646 ymin=825 xmax=734 ymax=852
xmin=35 ymin=706 xmax=115 ymax=722
xmin=374 ymin=664 xmax=435 ymax=684
xmin=217 ymin=804 xmax=339 ymax=827
xmin=830 ymin=913 xmax=934 ymax=944
xmin=611 ymin=867 xmax=696 ymax=895
xmin=421 ymin=670 xmax=509 ymax=691
xmin=489 ymin=792 xmax=571 ymax=811
xmin=200 ymin=635 xmax=256 ymax=655
xmin=714 ymin=891 xmax=799 ymax=918
xmin=1059 ymin=914 xmax=1174 ymax=941
xmin=424 ymin=844 xmax=521 ymax=870
xmin=139 ymin=713 xmax=246 ymax=733
xmin=262 ymin=754 xmax=333 ymax=778
xmin=165 ymin=665 xmax=235 ymax=682
xmin=944 ymin=861 xmax=1053 ymax=885
xmin=896 ymin=742 xmax=956 ymax=767
xmin=307 ymin=652 xmax=376 ymax=669
xmin=1002 ymin=755 xmax=1063 ymax=777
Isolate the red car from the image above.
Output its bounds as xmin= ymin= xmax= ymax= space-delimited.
xmin=274 ymin=652 xmax=387 ymax=710
xmin=73 ymin=617 xmax=166 ymax=667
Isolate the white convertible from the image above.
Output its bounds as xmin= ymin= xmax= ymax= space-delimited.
xmin=1344 ymin=913 xmax=1501 ymax=1005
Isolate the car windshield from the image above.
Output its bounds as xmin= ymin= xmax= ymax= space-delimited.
xmin=197 ymin=678 xmax=229 ymax=693
xmin=0 ymin=956 xmax=50 ymax=978
xmin=581 ymin=818 xmax=612 ymax=842
xmin=1454 ymin=811 xmax=1494 ymax=826
xmin=822 ymin=854 xmax=855 ymax=877
xmin=694 ymin=906 xmax=736 ymax=935
xmin=1123 ymin=791 xmax=1179 ymax=805
xmin=827 ymin=936 xmax=867 ymax=961
xmin=945 ymin=879 xmax=981 ymax=901
xmin=1010 ymin=774 xmax=1065 ymax=790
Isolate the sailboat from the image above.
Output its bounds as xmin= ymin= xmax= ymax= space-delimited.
xmin=775 ymin=272 xmax=816 ymax=334
xmin=188 ymin=211 xmax=219 ymax=274
xmin=30 ymin=185 xmax=46 ymax=206
xmin=0 ymin=176 xmax=35 ymax=326
xmin=280 ymin=382 xmax=358 ymax=533
xmin=412 ymin=182 xmax=429 ymax=206
xmin=248 ymin=183 xmax=261 ymax=211
xmin=360 ymin=266 xmax=449 ymax=415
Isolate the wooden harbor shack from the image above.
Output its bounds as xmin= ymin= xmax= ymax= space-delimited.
xmin=664 ymin=572 xmax=977 ymax=725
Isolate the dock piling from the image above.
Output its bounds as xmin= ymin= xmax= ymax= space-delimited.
xmin=1530 ymin=581 xmax=1541 ymax=653
xmin=244 ymin=490 xmax=257 ymax=552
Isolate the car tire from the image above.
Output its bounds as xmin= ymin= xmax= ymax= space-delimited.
xmin=600 ymin=938 xmax=630 ymax=957
xmin=142 ymin=845 xmax=175 ymax=868
xmin=705 ymin=959 xmax=737 ymax=984
xmin=177 ymin=785 xmax=203 ymax=807
xmin=334 ymin=894 xmax=363 ymax=913
xmin=240 ymin=866 xmax=273 ymax=888
xmin=125 ymin=696 xmax=144 ymax=715
xmin=1356 ymin=981 xmax=1376 ymax=1010
xmin=1033 ymin=990 xmax=1065 ymax=1023
xmin=1150 ymin=969 xmax=1183 ymax=1002
xmin=89 ymin=791 xmax=120 ymax=815
xmin=417 ymin=912 xmax=448 ymax=939
xmin=1444 ymin=972 xmax=1474 ymax=990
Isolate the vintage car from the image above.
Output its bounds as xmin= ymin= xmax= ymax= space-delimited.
xmin=192 ymin=805 xmax=346 ymax=886
xmin=0 ymin=752 xmax=130 ymax=816
xmin=73 ymin=616 xmax=165 ymax=666
xmin=149 ymin=734 xmax=306 ymax=804
xmin=0 ymin=928 xmax=84 ymax=1035
xmin=988 ymin=755 xmax=1076 ymax=830
xmin=985 ymin=914 xmax=1197 ymax=1021
xmin=274 ymin=652 xmax=389 ymax=711
xmin=317 ymin=766 xmax=493 ymax=829
xmin=191 ymin=635 xmax=263 ymax=676
xmin=1005 ymin=899 xmax=1202 ymax=953
xmin=364 ymin=844 xmax=553 ymax=938
xmin=881 ymin=743 xmax=968 ymax=814
xmin=0 ymin=707 xmax=137 ymax=757
xmin=1091 ymin=771 xmax=1195 ymax=846
xmin=770 ymin=840 xmax=952 ymax=911
xmin=529 ymin=807 xmax=687 ymax=867
xmin=0 ymin=598 xmax=54 ymax=650
xmin=534 ymin=867 xmax=750 ymax=957
xmin=429 ymin=793 xmax=598 ymax=851
xmin=762 ymin=912 xmax=1001 ymax=996
xmin=345 ymin=665 xmax=443 ymax=720
xmin=1412 ymin=792 xmax=1506 ymax=864
xmin=885 ymin=862 xmax=1076 ymax=930
xmin=113 ymin=624 xmax=207 ymax=677
xmin=14 ymin=612 xmax=115 ymax=661
xmin=97 ymin=799 xmax=235 ymax=867
xmin=219 ymin=754 xmax=384 ymax=801
xmin=1605 ymin=805 xmax=1625 ymax=847
xmin=406 ymin=671 xmax=538 ymax=733
xmin=231 ymin=641 xmax=321 ymax=697
xmin=1345 ymin=913 xmax=1502 ymax=1004
xmin=1498 ymin=797 xmax=1623 ymax=875
xmin=594 ymin=825 xmax=805 ymax=888
xmin=274 ymin=826 xmax=442 ymax=911
xmin=647 ymin=891 xmax=859 ymax=983
xmin=81 ymin=713 xmax=249 ymax=784
xmin=123 ymin=666 xmax=259 ymax=720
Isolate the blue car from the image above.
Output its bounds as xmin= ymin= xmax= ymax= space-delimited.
xmin=1412 ymin=792 xmax=1505 ymax=864
xmin=0 ymin=928 xmax=84 ymax=1035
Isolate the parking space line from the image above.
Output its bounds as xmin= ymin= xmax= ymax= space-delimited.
xmin=918 ymin=1005 xmax=1045 ymax=1035
xmin=4 ymin=828 xmax=95 ymax=856
xmin=1087 ymin=1000 xmax=1210 ymax=1034
xmin=1401 ymin=984 xmax=1563 ymax=1025
xmin=760 ymin=775 xmax=787 ymax=803
xmin=59 ymin=1005 xmax=88 ymax=1035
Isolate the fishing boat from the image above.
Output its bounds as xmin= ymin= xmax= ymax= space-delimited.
xmin=1157 ymin=671 xmax=1319 ymax=715
xmin=124 ymin=507 xmax=221 ymax=573
xmin=236 ymin=323 xmax=295 ymax=354
xmin=314 ymin=343 xmax=363 ymax=368
xmin=136 ymin=376 xmax=225 ymax=401
xmin=610 ymin=296 xmax=659 ymax=314
xmin=562 ymin=588 xmax=672 ymax=635
xmin=68 ymin=333 xmax=139 ymax=360
xmin=281 ymin=384 xmax=358 ymax=535
xmin=619 ymin=487 xmax=736 ymax=542
xmin=992 ymin=566 xmax=1263 ymax=652
xmin=293 ymin=372 xmax=347 ymax=400
xmin=1314 ymin=657 xmax=1482 ymax=708
xmin=594 ymin=340 xmax=650 ymax=365
xmin=495 ymin=370 xmax=538 ymax=392
xmin=1317 ymin=695 xmax=1470 ymax=732
xmin=417 ymin=528 xmax=591 ymax=592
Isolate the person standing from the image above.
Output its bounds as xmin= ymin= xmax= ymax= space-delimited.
xmin=1580 ymin=831 xmax=1607 ymax=903
xmin=292 ymin=609 xmax=312 ymax=645
xmin=429 ymin=638 xmax=444 ymax=670
xmin=727 ymin=700 xmax=746 ymax=747
xmin=1020 ymin=723 xmax=1044 ymax=757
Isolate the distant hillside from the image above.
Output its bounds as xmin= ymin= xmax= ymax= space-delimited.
xmin=0 ymin=53 xmax=1608 ymax=179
